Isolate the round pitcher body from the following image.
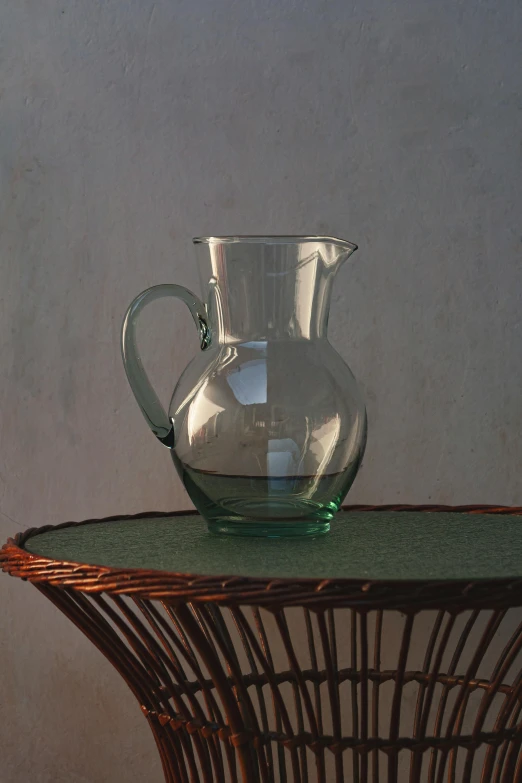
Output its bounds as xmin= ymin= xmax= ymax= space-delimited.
xmin=122 ymin=236 xmax=366 ymax=536
xmin=170 ymin=337 xmax=366 ymax=535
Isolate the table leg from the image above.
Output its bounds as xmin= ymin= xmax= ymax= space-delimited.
xmin=31 ymin=584 xmax=522 ymax=783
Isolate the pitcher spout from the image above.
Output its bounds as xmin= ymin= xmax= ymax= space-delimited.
xmin=321 ymin=236 xmax=358 ymax=269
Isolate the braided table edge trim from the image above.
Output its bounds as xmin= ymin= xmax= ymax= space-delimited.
xmin=2 ymin=505 xmax=522 ymax=609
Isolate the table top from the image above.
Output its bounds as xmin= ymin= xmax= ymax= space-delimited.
xmin=22 ymin=508 xmax=522 ymax=581
xmin=4 ymin=506 xmax=522 ymax=609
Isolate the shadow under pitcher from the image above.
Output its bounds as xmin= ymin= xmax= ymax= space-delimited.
xmin=122 ymin=236 xmax=367 ymax=536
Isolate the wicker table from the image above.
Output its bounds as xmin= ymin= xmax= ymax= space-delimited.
xmin=3 ymin=505 xmax=522 ymax=783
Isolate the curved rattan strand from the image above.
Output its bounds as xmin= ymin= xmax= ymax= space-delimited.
xmin=4 ymin=504 xmax=522 ymax=782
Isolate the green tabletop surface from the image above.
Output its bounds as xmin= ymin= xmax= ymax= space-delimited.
xmin=23 ymin=510 xmax=522 ymax=582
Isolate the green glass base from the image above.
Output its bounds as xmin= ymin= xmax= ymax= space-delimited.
xmin=176 ymin=461 xmax=344 ymax=537
xmin=207 ymin=518 xmax=331 ymax=537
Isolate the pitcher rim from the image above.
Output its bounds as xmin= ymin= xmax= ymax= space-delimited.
xmin=193 ymin=235 xmax=358 ymax=251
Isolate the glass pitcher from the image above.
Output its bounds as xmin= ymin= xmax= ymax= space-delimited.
xmin=122 ymin=236 xmax=367 ymax=536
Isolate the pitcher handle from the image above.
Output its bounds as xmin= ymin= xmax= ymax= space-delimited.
xmin=121 ymin=284 xmax=210 ymax=448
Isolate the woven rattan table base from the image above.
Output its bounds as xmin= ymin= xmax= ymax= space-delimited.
xmin=3 ymin=505 xmax=522 ymax=783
